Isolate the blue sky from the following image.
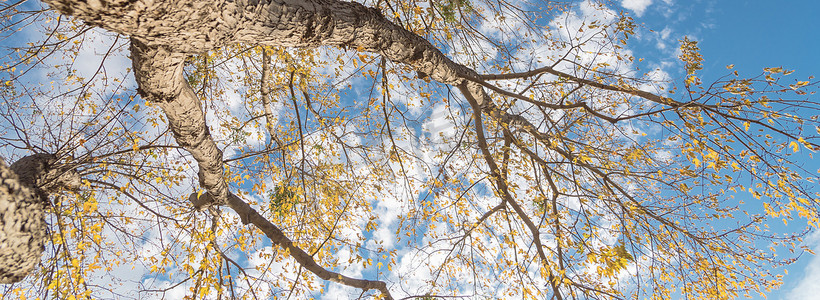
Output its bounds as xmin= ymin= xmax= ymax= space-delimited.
xmin=622 ymin=0 xmax=820 ymax=299
xmin=696 ymin=1 xmax=820 ymax=80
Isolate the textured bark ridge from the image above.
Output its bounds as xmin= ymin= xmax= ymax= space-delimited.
xmin=0 ymin=154 xmax=80 ymax=284
xmin=0 ymin=159 xmax=42 ymax=284
xmin=130 ymin=39 xmax=229 ymax=207
xmin=43 ymin=0 xmax=472 ymax=83
xmin=9 ymin=154 xmax=81 ymax=201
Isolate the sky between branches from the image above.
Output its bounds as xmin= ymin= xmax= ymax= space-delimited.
xmin=621 ymin=1 xmax=819 ymax=299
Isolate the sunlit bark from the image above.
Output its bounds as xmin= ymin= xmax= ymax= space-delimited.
xmin=0 ymin=154 xmax=79 ymax=283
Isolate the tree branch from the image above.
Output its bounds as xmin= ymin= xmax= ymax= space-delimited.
xmin=130 ymin=37 xmax=393 ymax=299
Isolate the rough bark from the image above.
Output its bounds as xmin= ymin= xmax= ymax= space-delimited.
xmin=43 ymin=0 xmax=473 ymax=84
xmin=130 ymin=39 xmax=230 ymax=206
xmin=9 ymin=154 xmax=81 ymax=201
xmin=0 ymin=154 xmax=80 ymax=284
xmin=0 ymin=159 xmax=42 ymax=284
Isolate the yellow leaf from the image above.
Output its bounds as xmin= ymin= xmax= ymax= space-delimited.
xmin=790 ymin=141 xmax=800 ymax=153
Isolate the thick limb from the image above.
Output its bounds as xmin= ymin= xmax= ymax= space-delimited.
xmin=0 ymin=154 xmax=79 ymax=283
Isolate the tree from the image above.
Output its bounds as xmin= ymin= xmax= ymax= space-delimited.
xmin=0 ymin=0 xmax=818 ymax=299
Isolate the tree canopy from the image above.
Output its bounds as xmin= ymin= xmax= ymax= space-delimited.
xmin=0 ymin=0 xmax=818 ymax=299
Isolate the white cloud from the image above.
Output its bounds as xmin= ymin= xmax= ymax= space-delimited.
xmin=423 ymin=104 xmax=457 ymax=147
xmin=638 ymin=68 xmax=671 ymax=95
xmin=656 ymin=26 xmax=673 ymax=50
xmin=789 ymin=259 xmax=820 ymax=300
xmin=621 ymin=0 xmax=653 ymax=17
xmin=788 ymin=232 xmax=820 ymax=300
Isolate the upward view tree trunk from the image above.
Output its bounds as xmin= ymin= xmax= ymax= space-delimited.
xmin=0 ymin=154 xmax=80 ymax=284
xmin=0 ymin=159 xmax=43 ymax=284
xmin=44 ymin=0 xmax=471 ymax=82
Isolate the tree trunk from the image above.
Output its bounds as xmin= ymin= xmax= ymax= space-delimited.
xmin=0 ymin=159 xmax=44 ymax=284
xmin=43 ymin=0 xmax=472 ymax=84
xmin=0 ymin=154 xmax=80 ymax=284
